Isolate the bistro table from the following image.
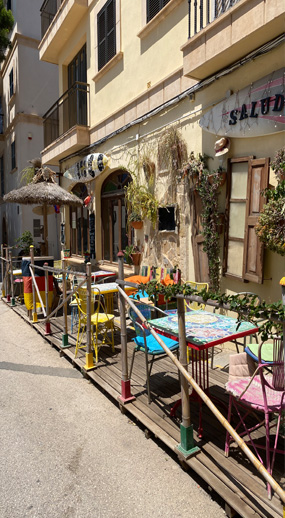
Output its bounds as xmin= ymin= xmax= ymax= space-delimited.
xmin=91 ymin=270 xmax=116 ymax=283
xmin=148 ymin=309 xmax=259 ymax=437
xmin=90 ymin=282 xmax=133 ymax=314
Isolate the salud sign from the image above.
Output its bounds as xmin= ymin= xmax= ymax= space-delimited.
xmin=199 ymin=68 xmax=285 ymax=137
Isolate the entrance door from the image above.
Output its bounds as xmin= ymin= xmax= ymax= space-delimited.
xmin=101 ymin=171 xmax=131 ymax=262
xmin=191 ymin=190 xmax=209 ymax=283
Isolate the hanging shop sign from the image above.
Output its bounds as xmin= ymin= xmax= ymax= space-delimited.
xmin=199 ymin=68 xmax=285 ymax=137
xmin=63 ymin=153 xmax=110 ymax=182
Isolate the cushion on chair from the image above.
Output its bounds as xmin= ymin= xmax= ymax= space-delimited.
xmin=133 ymin=333 xmax=179 ymax=355
xmin=228 ymin=352 xmax=256 ymax=381
xmin=124 ymin=275 xmax=150 ymax=284
xmin=245 ymin=343 xmax=274 ymax=363
xmin=226 ymin=376 xmax=283 ymax=412
xmin=161 ymin=274 xmax=175 ymax=286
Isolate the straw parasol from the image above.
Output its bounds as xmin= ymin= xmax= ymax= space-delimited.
xmin=3 ymin=166 xmax=83 ymax=255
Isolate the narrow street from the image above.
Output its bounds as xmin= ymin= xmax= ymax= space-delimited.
xmin=0 ymin=301 xmax=226 ymax=518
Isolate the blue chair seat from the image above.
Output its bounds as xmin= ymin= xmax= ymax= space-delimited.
xmin=133 ymin=334 xmax=179 ymax=355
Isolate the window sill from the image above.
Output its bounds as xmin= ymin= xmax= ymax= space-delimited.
xmin=92 ymin=51 xmax=123 ymax=83
xmin=137 ymin=0 xmax=184 ymax=40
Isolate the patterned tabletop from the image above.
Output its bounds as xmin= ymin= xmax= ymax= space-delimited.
xmin=91 ymin=270 xmax=116 ymax=279
xmin=148 ymin=310 xmax=259 ymax=350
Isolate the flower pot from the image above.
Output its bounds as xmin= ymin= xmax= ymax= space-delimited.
xmin=131 ymin=252 xmax=142 ymax=266
xmin=131 ymin=221 xmax=143 ymax=229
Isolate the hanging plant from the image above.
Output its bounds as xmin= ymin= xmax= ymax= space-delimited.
xmin=158 ymin=127 xmax=187 ymax=173
xmin=255 ymin=180 xmax=285 ymax=256
xmin=124 ymin=180 xmax=159 ymax=229
xmin=271 ymin=147 xmax=285 ymax=183
xmin=197 ymin=167 xmax=224 ymax=292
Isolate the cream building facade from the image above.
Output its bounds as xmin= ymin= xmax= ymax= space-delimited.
xmin=0 ymin=0 xmax=59 ymax=257
xmin=39 ymin=0 xmax=284 ymax=301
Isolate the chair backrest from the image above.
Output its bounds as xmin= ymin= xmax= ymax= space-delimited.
xmin=184 ymin=281 xmax=209 ymax=311
xmin=77 ymin=286 xmax=102 ymax=316
xmin=129 ymin=303 xmax=152 ymax=337
xmin=262 ymin=336 xmax=284 ymax=391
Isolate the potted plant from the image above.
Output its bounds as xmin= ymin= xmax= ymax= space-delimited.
xmin=128 ymin=211 xmax=143 ymax=229
xmin=124 ymin=245 xmax=142 ymax=266
xmin=125 ymin=181 xmax=159 ymax=230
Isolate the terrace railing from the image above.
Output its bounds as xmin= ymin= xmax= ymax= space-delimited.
xmin=188 ymin=0 xmax=240 ymax=39
xmin=43 ymin=81 xmax=89 ymax=149
xmin=40 ymin=0 xmax=64 ymax=38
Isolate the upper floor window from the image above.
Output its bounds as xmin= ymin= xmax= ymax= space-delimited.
xmin=97 ymin=0 xmax=116 ymax=71
xmin=11 ymin=140 xmax=16 ymax=170
xmin=9 ymin=69 xmax=14 ymax=98
xmin=147 ymin=0 xmax=170 ymax=22
xmin=6 ymin=0 xmax=12 ymax=11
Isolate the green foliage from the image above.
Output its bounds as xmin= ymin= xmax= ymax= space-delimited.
xmin=136 ymin=280 xmax=285 ymax=341
xmin=271 ymin=147 xmax=285 ymax=183
xmin=255 ymin=180 xmax=285 ymax=256
xmin=0 ymin=1 xmax=14 ymax=62
xmin=124 ymin=244 xmax=139 ymax=265
xmin=15 ymin=231 xmax=34 ymax=255
xmin=125 ymin=180 xmax=159 ymax=228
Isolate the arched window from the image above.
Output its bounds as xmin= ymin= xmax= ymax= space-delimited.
xmin=101 ymin=170 xmax=131 ymax=262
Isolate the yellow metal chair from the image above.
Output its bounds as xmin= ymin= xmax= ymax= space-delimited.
xmin=184 ymin=281 xmax=209 ymax=363
xmin=75 ymin=287 xmax=115 ymax=363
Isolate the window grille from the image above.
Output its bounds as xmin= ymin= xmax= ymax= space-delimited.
xmin=33 ymin=219 xmax=41 ymax=238
xmin=97 ymin=0 xmax=116 ymax=71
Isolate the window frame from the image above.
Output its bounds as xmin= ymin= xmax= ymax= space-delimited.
xmin=9 ymin=68 xmax=14 ymax=99
xmin=11 ymin=140 xmax=16 ymax=170
xmin=70 ymin=205 xmax=90 ymax=257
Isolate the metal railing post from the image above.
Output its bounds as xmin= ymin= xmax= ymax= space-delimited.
xmin=9 ymin=250 xmax=15 ymax=306
xmin=61 ymin=258 xmax=69 ymax=347
xmin=176 ymin=296 xmax=200 ymax=458
xmin=1 ymin=244 xmax=5 ymax=297
xmin=30 ymin=246 xmax=37 ymax=322
xmin=5 ymin=247 xmax=10 ymax=302
xmin=84 ymin=261 xmax=95 ymax=370
xmin=117 ymin=251 xmax=135 ymax=403
xmin=44 ymin=262 xmax=51 ymax=334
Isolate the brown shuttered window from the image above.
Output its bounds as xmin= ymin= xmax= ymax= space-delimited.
xmin=223 ymin=156 xmax=269 ymax=284
xmin=98 ymin=0 xmax=116 ymax=71
xmin=147 ymin=0 xmax=171 ymax=22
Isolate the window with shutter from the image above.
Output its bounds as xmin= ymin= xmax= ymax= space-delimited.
xmin=223 ymin=156 xmax=269 ymax=284
xmin=97 ymin=0 xmax=116 ymax=71
xmin=147 ymin=0 xmax=171 ymax=23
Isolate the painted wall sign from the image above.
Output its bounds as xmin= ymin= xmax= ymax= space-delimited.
xmin=63 ymin=153 xmax=110 ymax=182
xmin=199 ymin=68 xmax=285 ymax=137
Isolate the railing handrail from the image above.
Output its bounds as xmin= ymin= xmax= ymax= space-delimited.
xmin=117 ymin=283 xmax=285 ymax=503
xmin=43 ymin=81 xmax=90 ymax=120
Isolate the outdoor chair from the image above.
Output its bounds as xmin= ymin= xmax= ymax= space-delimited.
xmin=128 ymin=302 xmax=179 ymax=404
xmin=75 ymin=286 xmax=115 ymax=363
xmin=225 ymin=337 xmax=285 ymax=500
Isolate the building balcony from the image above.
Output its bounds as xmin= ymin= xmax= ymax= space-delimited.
xmin=181 ymin=0 xmax=285 ymax=80
xmin=42 ymin=82 xmax=90 ymax=166
xmin=39 ymin=0 xmax=88 ymax=64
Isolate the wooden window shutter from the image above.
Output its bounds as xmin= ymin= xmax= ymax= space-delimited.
xmin=243 ymin=158 xmax=269 ymax=283
xmin=147 ymin=0 xmax=170 ymax=22
xmin=98 ymin=0 xmax=116 ymax=71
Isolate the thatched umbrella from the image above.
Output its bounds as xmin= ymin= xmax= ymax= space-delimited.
xmin=3 ymin=166 xmax=83 ymax=255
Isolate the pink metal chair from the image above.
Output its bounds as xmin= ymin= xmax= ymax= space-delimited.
xmin=225 ymin=337 xmax=284 ymax=499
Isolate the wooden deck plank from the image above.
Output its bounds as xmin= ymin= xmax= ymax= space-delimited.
xmin=8 ymin=302 xmax=284 ymax=518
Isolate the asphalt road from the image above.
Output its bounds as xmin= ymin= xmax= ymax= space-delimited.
xmin=0 ymin=300 xmax=226 ymax=518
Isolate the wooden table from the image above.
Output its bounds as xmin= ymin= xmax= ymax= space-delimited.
xmin=148 ymin=309 xmax=259 ymax=436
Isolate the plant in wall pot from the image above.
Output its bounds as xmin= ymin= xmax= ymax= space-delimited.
xmin=125 ymin=180 xmax=159 ymax=230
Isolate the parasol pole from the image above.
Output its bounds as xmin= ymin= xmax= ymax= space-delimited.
xmin=62 ymin=258 xmax=69 ymax=347
xmin=43 ymin=204 xmax=48 ymax=256
xmin=1 ymin=244 xmax=4 ymax=297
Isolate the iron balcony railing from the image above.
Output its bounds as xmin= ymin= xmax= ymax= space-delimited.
xmin=187 ymin=0 xmax=240 ymax=39
xmin=43 ymin=81 xmax=90 ymax=149
xmin=40 ymin=0 xmax=64 ymax=38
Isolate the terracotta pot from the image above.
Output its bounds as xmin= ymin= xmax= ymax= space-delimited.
xmin=131 ymin=252 xmax=142 ymax=266
xmin=131 ymin=220 xmax=143 ymax=229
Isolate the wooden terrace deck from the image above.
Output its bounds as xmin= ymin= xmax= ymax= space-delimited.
xmin=6 ymin=299 xmax=285 ymax=518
